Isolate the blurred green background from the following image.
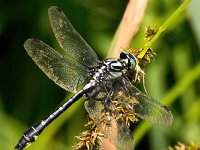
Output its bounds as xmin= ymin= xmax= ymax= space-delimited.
xmin=0 ymin=0 xmax=199 ymax=150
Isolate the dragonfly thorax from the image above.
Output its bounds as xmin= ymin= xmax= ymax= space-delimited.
xmin=90 ymin=58 xmax=130 ymax=83
xmin=90 ymin=51 xmax=137 ymax=83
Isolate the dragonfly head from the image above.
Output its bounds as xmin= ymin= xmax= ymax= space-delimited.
xmin=120 ymin=51 xmax=137 ymax=70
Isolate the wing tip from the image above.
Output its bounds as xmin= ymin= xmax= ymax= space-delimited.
xmin=167 ymin=111 xmax=173 ymax=126
xmin=48 ymin=6 xmax=57 ymax=13
xmin=162 ymin=105 xmax=173 ymax=126
xmin=48 ymin=6 xmax=62 ymax=16
xmin=24 ymin=38 xmax=40 ymax=51
xmin=24 ymin=38 xmax=34 ymax=52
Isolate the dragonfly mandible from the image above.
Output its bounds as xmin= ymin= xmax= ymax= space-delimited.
xmin=15 ymin=6 xmax=173 ymax=150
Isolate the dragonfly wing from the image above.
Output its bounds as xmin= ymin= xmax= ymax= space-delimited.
xmin=99 ymin=117 xmax=134 ymax=150
xmin=85 ymin=100 xmax=134 ymax=150
xmin=48 ymin=6 xmax=99 ymax=67
xmin=24 ymin=38 xmax=88 ymax=93
xmin=126 ymin=81 xmax=173 ymax=125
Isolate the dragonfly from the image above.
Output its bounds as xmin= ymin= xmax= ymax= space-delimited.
xmin=15 ymin=6 xmax=173 ymax=150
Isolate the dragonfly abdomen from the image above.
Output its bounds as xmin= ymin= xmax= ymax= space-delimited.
xmin=14 ymin=85 xmax=93 ymax=150
xmin=14 ymin=122 xmax=45 ymax=150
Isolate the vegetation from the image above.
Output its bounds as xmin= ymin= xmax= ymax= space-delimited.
xmin=0 ymin=0 xmax=199 ymax=150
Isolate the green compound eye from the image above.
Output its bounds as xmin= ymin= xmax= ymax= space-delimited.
xmin=129 ymin=57 xmax=136 ymax=69
xmin=120 ymin=51 xmax=136 ymax=69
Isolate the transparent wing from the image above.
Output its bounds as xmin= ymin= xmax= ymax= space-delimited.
xmin=125 ymin=80 xmax=173 ymax=125
xmin=85 ymin=100 xmax=134 ymax=150
xmin=24 ymin=38 xmax=88 ymax=93
xmin=48 ymin=6 xmax=99 ymax=67
xmin=99 ymin=117 xmax=134 ymax=150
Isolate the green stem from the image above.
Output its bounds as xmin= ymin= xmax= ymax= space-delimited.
xmin=137 ymin=0 xmax=192 ymax=59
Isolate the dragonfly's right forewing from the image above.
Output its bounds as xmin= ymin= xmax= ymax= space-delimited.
xmin=24 ymin=38 xmax=88 ymax=93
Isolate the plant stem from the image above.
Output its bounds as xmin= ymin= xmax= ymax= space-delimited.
xmin=108 ymin=0 xmax=148 ymax=58
xmin=138 ymin=0 xmax=192 ymax=59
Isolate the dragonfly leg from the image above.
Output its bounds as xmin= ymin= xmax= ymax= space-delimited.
xmin=120 ymin=78 xmax=130 ymax=97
